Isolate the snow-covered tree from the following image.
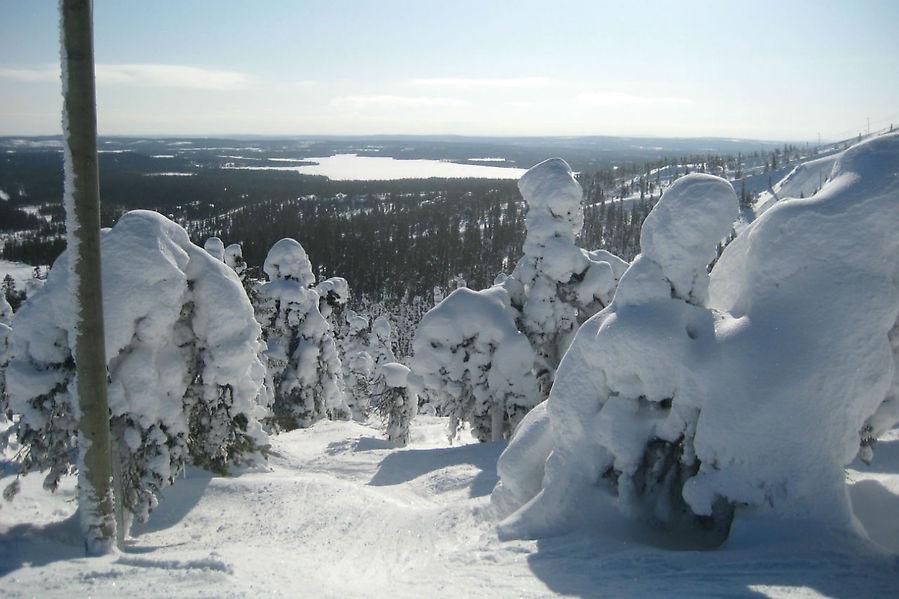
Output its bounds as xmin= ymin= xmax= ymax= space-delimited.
xmin=503 ymin=158 xmax=627 ymax=392
xmin=224 ymin=243 xmax=247 ymax=277
xmin=494 ymin=173 xmax=740 ymax=542
xmin=378 ymin=362 xmax=417 ymax=445
xmin=412 ymin=286 xmax=540 ymax=442
xmin=315 ymin=276 xmax=349 ymax=322
xmin=0 ymin=294 xmax=11 ymax=415
xmin=4 ymin=211 xmax=270 ymax=530
xmin=256 ymin=238 xmax=349 ymax=430
xmin=367 ymin=315 xmax=398 ymax=399
xmin=495 ymin=133 xmax=899 ymax=546
xmin=338 ymin=309 xmax=375 ymax=418
xmin=410 ymin=158 xmax=626 ymax=440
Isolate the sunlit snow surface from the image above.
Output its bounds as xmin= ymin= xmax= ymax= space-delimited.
xmin=0 ymin=417 xmax=896 ymax=598
xmin=226 ymin=153 xmax=527 ymax=180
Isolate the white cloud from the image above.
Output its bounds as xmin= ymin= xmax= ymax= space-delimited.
xmin=96 ymin=64 xmax=252 ymax=90
xmin=0 ymin=63 xmax=254 ymax=90
xmin=410 ymin=77 xmax=553 ymax=89
xmin=0 ymin=65 xmax=59 ymax=83
xmin=0 ymin=64 xmax=254 ymax=90
xmin=577 ymin=91 xmax=694 ymax=106
xmin=331 ymin=95 xmax=470 ymax=109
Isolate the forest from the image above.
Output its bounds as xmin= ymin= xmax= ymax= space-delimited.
xmin=1 ymin=135 xmax=804 ymax=312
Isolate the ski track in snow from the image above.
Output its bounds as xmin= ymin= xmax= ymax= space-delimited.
xmin=0 ymin=417 xmax=896 ymax=598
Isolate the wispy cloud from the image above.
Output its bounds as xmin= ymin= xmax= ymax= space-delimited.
xmin=576 ymin=91 xmax=694 ymax=106
xmin=97 ymin=64 xmax=251 ymax=90
xmin=0 ymin=63 xmax=253 ymax=90
xmin=410 ymin=77 xmax=553 ymax=89
xmin=331 ymin=95 xmax=470 ymax=109
xmin=0 ymin=65 xmax=58 ymax=83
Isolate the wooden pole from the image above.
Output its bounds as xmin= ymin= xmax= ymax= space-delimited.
xmin=60 ymin=0 xmax=117 ymax=555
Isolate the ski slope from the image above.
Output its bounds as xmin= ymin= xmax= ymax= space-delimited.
xmin=1 ymin=416 xmax=896 ymax=598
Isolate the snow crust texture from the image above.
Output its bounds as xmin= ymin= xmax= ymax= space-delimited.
xmin=494 ymin=133 xmax=899 ymax=546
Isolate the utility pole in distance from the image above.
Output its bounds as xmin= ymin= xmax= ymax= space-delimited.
xmin=60 ymin=0 xmax=117 ymax=555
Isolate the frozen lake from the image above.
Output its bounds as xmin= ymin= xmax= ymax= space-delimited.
xmin=226 ymin=153 xmax=527 ymax=181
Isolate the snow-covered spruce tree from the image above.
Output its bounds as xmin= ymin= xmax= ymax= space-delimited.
xmin=5 ymin=210 xmax=269 ymax=529
xmin=493 ymin=174 xmax=739 ymax=544
xmin=502 ymin=158 xmax=628 ymax=393
xmin=378 ymin=362 xmax=417 ymax=445
xmin=257 ymin=238 xmax=349 ymax=430
xmin=336 ymin=309 xmax=375 ymax=418
xmin=0 ymin=294 xmax=12 ymax=416
xmin=411 ymin=286 xmax=540 ymax=442
xmin=409 ymin=159 xmax=626 ymax=440
xmin=315 ymin=276 xmax=349 ymax=323
xmin=224 ymin=243 xmax=247 ymax=277
xmin=368 ymin=315 xmax=398 ymax=397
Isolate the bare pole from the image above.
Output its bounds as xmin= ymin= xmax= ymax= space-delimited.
xmin=60 ymin=0 xmax=117 ymax=555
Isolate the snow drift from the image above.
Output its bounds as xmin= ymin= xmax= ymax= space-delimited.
xmin=493 ymin=133 xmax=899 ymax=546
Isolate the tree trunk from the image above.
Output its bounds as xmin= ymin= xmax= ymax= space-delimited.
xmin=61 ymin=0 xmax=117 ymax=555
xmin=491 ymin=397 xmax=505 ymax=442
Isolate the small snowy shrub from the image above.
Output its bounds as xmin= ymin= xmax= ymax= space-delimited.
xmin=377 ymin=362 xmax=417 ymax=445
xmin=367 ymin=315 xmax=399 ymax=402
xmin=5 ymin=211 xmax=270 ymax=526
xmin=256 ymin=238 xmax=349 ymax=430
xmin=224 ymin=243 xmax=247 ymax=277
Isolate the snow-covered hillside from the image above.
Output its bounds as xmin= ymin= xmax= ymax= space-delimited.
xmin=1 ymin=416 xmax=897 ymax=598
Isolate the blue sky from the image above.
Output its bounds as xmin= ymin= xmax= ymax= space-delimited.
xmin=1 ymin=0 xmax=897 ymax=141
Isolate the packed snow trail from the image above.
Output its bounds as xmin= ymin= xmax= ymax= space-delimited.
xmin=1 ymin=417 xmax=897 ymax=598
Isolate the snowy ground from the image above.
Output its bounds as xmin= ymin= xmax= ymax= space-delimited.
xmin=1 ymin=416 xmax=896 ymax=598
xmin=0 ymin=260 xmax=42 ymax=289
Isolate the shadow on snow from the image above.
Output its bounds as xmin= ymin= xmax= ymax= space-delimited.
xmin=525 ymin=528 xmax=899 ymax=599
xmin=368 ymin=439 xmax=506 ymax=498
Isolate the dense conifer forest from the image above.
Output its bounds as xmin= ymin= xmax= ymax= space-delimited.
xmin=0 ymin=135 xmax=808 ymax=312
